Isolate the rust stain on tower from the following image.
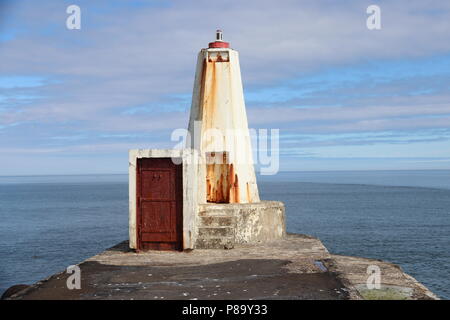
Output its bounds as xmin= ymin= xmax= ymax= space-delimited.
xmin=188 ymin=30 xmax=260 ymax=204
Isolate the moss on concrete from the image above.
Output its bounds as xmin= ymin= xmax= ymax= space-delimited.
xmin=358 ymin=288 xmax=410 ymax=300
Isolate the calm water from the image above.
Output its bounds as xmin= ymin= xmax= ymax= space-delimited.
xmin=0 ymin=170 xmax=449 ymax=299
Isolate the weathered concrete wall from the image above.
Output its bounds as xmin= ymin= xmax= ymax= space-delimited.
xmin=196 ymin=201 xmax=285 ymax=248
xmin=128 ymin=149 xmax=200 ymax=250
xmin=235 ymin=201 xmax=286 ymax=243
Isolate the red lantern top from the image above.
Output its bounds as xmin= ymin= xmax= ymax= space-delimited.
xmin=208 ymin=29 xmax=230 ymax=48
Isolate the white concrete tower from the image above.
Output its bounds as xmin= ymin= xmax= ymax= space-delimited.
xmin=188 ymin=30 xmax=260 ymax=204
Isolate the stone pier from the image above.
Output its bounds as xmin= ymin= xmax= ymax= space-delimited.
xmin=3 ymin=234 xmax=438 ymax=300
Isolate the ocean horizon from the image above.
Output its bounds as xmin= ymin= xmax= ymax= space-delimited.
xmin=2 ymin=169 xmax=450 ymax=189
xmin=1 ymin=169 xmax=449 ymax=298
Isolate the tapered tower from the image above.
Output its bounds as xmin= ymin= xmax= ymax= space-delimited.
xmin=188 ymin=30 xmax=259 ymax=204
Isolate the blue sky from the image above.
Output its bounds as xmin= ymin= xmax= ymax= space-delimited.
xmin=0 ymin=0 xmax=450 ymax=175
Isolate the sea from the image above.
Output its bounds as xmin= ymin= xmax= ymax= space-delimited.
xmin=0 ymin=170 xmax=449 ymax=299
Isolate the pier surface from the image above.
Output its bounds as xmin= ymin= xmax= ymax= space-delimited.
xmin=5 ymin=234 xmax=438 ymax=300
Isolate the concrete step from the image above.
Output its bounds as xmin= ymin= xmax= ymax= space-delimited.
xmin=197 ymin=226 xmax=234 ymax=238
xmin=199 ymin=216 xmax=235 ymax=228
xmin=198 ymin=209 xmax=236 ymax=217
xmin=195 ymin=237 xmax=235 ymax=249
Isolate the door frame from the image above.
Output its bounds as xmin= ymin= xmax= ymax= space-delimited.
xmin=128 ymin=149 xmax=200 ymax=251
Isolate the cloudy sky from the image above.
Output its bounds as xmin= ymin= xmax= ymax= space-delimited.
xmin=1 ymin=0 xmax=450 ymax=175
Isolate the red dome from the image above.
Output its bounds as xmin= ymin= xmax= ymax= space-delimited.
xmin=208 ymin=41 xmax=230 ymax=48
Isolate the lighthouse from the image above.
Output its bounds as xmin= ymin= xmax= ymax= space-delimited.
xmin=129 ymin=31 xmax=285 ymax=251
xmin=188 ymin=30 xmax=260 ymax=204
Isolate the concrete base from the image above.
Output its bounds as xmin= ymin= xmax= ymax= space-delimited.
xmin=195 ymin=201 xmax=285 ymax=249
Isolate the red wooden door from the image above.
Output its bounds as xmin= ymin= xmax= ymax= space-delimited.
xmin=137 ymin=158 xmax=183 ymax=251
